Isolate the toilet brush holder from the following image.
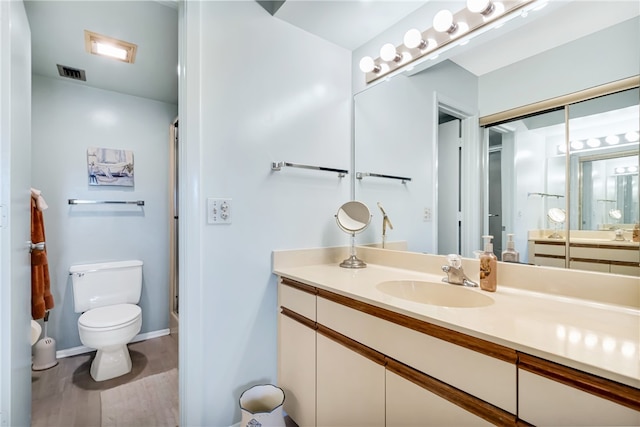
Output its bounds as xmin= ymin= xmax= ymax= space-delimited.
xmin=32 ymin=336 xmax=58 ymax=370
xmin=32 ymin=312 xmax=58 ymax=371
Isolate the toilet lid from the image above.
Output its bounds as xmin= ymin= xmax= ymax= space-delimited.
xmin=79 ymin=304 xmax=141 ymax=329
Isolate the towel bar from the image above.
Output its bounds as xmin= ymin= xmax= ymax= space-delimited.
xmin=356 ymin=172 xmax=412 ymax=183
xmin=271 ymin=161 xmax=348 ymax=178
xmin=68 ymin=199 xmax=145 ymax=206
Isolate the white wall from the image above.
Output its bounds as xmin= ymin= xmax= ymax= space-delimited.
xmin=180 ymin=1 xmax=351 ymax=425
xmin=31 ymin=75 xmax=177 ymax=350
xmin=0 ymin=1 xmax=32 ymax=425
xmin=479 ymin=16 xmax=640 ymax=117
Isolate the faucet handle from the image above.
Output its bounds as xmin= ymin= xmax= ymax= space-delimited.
xmin=446 ymin=254 xmax=462 ymax=269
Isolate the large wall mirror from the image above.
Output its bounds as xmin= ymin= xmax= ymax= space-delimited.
xmin=352 ymin=2 xmax=639 ymax=277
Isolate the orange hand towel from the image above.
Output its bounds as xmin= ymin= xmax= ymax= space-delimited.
xmin=31 ymin=197 xmax=54 ymax=320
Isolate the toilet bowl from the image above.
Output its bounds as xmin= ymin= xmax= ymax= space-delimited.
xmin=70 ymin=260 xmax=143 ymax=382
xmin=78 ymin=304 xmax=142 ymax=381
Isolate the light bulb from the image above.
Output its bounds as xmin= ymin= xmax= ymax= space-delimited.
xmin=570 ymin=140 xmax=584 ymax=150
xmin=625 ymin=130 xmax=639 ymax=142
xmin=615 ymin=167 xmax=626 ymax=174
xmin=380 ymin=43 xmax=400 ymax=62
xmin=628 ymin=166 xmax=638 ymax=173
xmin=467 ymin=0 xmax=493 ymax=14
xmin=557 ymin=144 xmax=567 ymax=154
xmin=605 ymin=135 xmax=620 ymax=145
xmin=586 ymin=138 xmax=601 ymax=148
xmin=359 ymin=56 xmax=379 ymax=73
xmin=433 ymin=10 xmax=457 ymax=33
xmin=404 ymin=29 xmax=426 ymax=49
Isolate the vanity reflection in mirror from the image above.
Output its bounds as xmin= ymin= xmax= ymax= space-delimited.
xmin=485 ymin=87 xmax=639 ymax=275
xmin=352 ymin=1 xmax=638 ymax=277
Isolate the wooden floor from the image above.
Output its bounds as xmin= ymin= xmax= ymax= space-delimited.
xmin=31 ymin=334 xmax=178 ymax=427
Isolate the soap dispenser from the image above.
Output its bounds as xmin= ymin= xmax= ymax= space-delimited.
xmin=501 ymin=234 xmax=520 ymax=263
xmin=480 ymin=235 xmax=497 ymax=292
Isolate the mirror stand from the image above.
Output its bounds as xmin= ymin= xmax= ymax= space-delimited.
xmin=335 ymin=201 xmax=371 ymax=269
xmin=340 ymin=234 xmax=367 ymax=268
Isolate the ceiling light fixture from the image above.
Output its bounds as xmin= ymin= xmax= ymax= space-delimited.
xmin=605 ymin=135 xmax=620 ymax=145
xmin=403 ymin=29 xmax=428 ymax=50
xmin=433 ymin=10 xmax=458 ymax=34
xmin=84 ymin=30 xmax=137 ymax=64
xmin=570 ymin=140 xmax=584 ymax=150
xmin=380 ymin=43 xmax=402 ymax=62
xmin=359 ymin=0 xmax=540 ymax=84
xmin=359 ymin=56 xmax=381 ymax=73
xmin=626 ymin=130 xmax=639 ymax=142
xmin=467 ymin=0 xmax=495 ymax=15
xmin=586 ymin=138 xmax=601 ymax=148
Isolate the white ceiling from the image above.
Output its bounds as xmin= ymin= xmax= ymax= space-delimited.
xmin=274 ymin=0 xmax=430 ymax=51
xmin=274 ymin=0 xmax=640 ymax=76
xmin=23 ymin=0 xmax=638 ymax=106
xmin=25 ymin=0 xmax=178 ymax=105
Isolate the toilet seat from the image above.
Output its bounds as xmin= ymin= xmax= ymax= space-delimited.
xmin=79 ymin=304 xmax=141 ymax=330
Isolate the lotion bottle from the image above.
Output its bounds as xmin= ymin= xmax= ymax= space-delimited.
xmin=501 ymin=233 xmax=520 ymax=263
xmin=480 ymin=235 xmax=497 ymax=292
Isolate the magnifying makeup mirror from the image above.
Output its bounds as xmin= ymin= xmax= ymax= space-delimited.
xmin=609 ymin=208 xmax=622 ymax=220
xmin=547 ymin=207 xmax=566 ymax=239
xmin=335 ymin=201 xmax=371 ymax=268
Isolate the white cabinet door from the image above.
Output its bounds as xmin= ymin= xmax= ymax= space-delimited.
xmin=316 ymin=333 xmax=385 ymax=427
xmin=386 ymin=369 xmax=493 ymax=427
xmin=278 ymin=313 xmax=316 ymax=427
xmin=519 ymin=369 xmax=640 ymax=426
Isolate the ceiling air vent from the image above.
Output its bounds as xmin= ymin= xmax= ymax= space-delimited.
xmin=57 ymin=64 xmax=86 ymax=81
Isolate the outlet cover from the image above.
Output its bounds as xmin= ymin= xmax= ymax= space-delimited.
xmin=207 ymin=198 xmax=232 ymax=224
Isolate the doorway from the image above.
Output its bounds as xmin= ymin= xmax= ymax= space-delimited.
xmin=169 ymin=118 xmax=179 ymax=336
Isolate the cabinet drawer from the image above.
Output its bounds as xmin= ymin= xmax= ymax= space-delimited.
xmin=610 ymin=263 xmax=640 ymax=276
xmin=386 ymin=369 xmax=493 ymax=426
xmin=571 ymin=246 xmax=639 ymax=263
xmin=279 ymin=278 xmax=316 ymax=321
xmin=519 ymin=369 xmax=640 ymax=426
xmin=569 ymin=260 xmax=610 ymax=273
xmin=534 ymin=243 xmax=566 ymax=256
xmin=316 ymin=295 xmax=517 ymax=413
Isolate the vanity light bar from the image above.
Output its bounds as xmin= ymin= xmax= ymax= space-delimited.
xmin=360 ymin=0 xmax=539 ymax=84
xmin=557 ymin=130 xmax=639 ymax=155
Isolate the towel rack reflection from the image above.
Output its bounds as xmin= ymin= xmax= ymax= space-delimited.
xmin=68 ymin=199 xmax=145 ymax=206
xmin=271 ymin=161 xmax=348 ymax=178
xmin=527 ymin=192 xmax=564 ymax=198
xmin=356 ymin=172 xmax=412 ymax=184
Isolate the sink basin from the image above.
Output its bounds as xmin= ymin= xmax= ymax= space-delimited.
xmin=377 ymin=280 xmax=494 ymax=308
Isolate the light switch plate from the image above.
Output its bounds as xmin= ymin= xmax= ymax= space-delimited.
xmin=207 ymin=198 xmax=232 ymax=224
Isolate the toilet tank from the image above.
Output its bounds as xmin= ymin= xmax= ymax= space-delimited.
xmin=70 ymin=260 xmax=143 ymax=313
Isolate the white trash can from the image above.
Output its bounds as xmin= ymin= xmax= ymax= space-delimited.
xmin=239 ymin=384 xmax=285 ymax=427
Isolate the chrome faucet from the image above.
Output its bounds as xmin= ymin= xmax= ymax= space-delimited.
xmin=442 ymin=254 xmax=478 ymax=287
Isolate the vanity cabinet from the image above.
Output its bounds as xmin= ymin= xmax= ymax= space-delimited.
xmin=278 ymin=280 xmax=316 ymax=427
xmin=277 ymin=277 xmax=640 ymax=426
xmin=518 ymin=354 xmax=640 ymax=426
xmin=316 ymin=331 xmax=385 ymax=426
xmin=386 ymin=367 xmax=493 ymax=426
xmin=278 ymin=277 xmax=518 ymax=426
xmin=529 ymin=240 xmax=640 ymax=275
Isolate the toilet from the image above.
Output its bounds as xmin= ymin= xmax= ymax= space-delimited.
xmin=70 ymin=260 xmax=143 ymax=381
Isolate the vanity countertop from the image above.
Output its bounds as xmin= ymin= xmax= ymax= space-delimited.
xmin=273 ymin=249 xmax=640 ymax=389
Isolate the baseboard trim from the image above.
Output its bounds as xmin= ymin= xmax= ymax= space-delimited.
xmin=55 ymin=328 xmax=171 ymax=359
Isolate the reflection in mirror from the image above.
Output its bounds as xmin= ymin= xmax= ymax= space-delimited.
xmin=486 ymin=108 xmax=567 ymax=265
xmin=335 ymin=201 xmax=372 ymax=268
xmin=486 ymin=87 xmax=639 ymax=275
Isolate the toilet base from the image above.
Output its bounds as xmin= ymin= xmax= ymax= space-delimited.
xmin=90 ymin=344 xmax=132 ymax=381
